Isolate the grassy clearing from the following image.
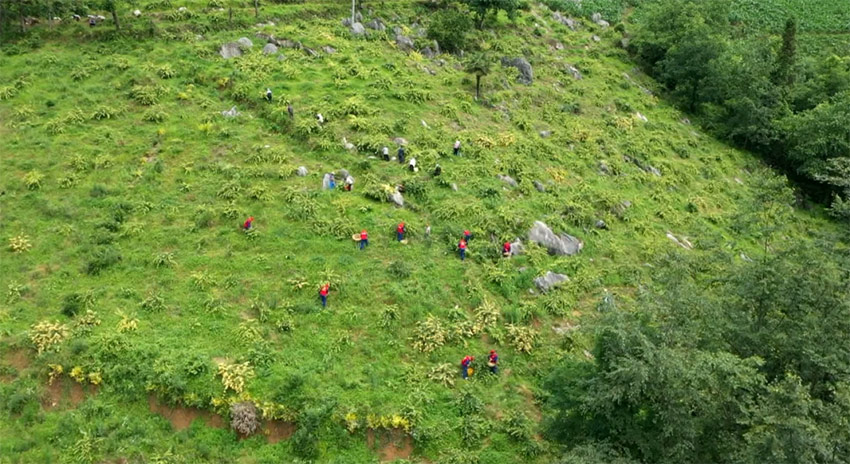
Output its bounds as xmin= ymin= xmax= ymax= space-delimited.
xmin=0 ymin=1 xmax=846 ymax=462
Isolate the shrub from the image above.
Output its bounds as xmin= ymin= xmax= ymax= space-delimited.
xmin=23 ymin=170 xmax=44 ymax=190
xmin=85 ymin=247 xmax=121 ymax=275
xmin=217 ymin=361 xmax=254 ymax=393
xmin=427 ymin=363 xmax=456 ymax=386
xmin=30 ymin=320 xmax=69 ymax=354
xmin=61 ymin=292 xmax=95 ymax=318
xmin=505 ymin=324 xmax=536 ymax=353
xmin=8 ymin=235 xmax=32 ymax=253
xmin=427 ymin=9 xmax=473 ymax=53
xmin=387 ymin=261 xmax=412 ymax=279
xmin=230 ymin=401 xmax=260 ymax=435
xmin=412 ymin=314 xmax=447 ymax=353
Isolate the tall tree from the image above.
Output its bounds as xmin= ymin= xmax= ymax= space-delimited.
xmin=102 ymin=0 xmax=120 ymax=30
xmin=464 ymin=53 xmax=492 ymax=100
xmin=772 ymin=17 xmax=798 ymax=86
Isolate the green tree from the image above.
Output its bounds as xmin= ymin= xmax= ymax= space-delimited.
xmin=463 ymin=0 xmax=518 ymax=29
xmin=772 ymin=17 xmax=797 ymax=86
xmin=464 ymin=52 xmax=492 ymax=100
xmin=102 ymin=0 xmax=120 ymax=30
xmin=427 ymin=8 xmax=473 ymax=53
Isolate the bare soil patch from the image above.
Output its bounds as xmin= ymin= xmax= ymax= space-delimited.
xmin=366 ymin=428 xmax=413 ymax=462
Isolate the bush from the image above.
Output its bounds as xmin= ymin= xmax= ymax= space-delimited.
xmin=427 ymin=9 xmax=473 ymax=53
xmin=230 ymin=401 xmax=260 ymax=435
xmin=85 ymin=247 xmax=121 ymax=275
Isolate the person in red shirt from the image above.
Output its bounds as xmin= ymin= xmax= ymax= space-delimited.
xmin=503 ymin=242 xmax=512 ymax=257
xmin=463 ymin=229 xmax=472 ymax=241
xmin=360 ymin=229 xmax=369 ymax=250
xmin=397 ymin=222 xmax=406 ymax=242
xmin=243 ymin=216 xmax=254 ymax=230
xmin=319 ymin=283 xmax=330 ymax=307
xmin=461 ymin=355 xmax=474 ymax=380
xmin=458 ymin=238 xmax=467 ymax=261
xmin=488 ymin=350 xmax=499 ymax=374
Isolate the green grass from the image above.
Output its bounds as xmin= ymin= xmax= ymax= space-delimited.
xmin=0 ymin=1 xmax=846 ymax=463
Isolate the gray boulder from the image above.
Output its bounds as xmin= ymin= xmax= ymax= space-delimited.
xmin=592 ymin=13 xmax=609 ymax=27
xmin=351 ymin=22 xmax=366 ymax=36
xmin=534 ymin=271 xmax=569 ymax=293
xmin=341 ymin=17 xmax=352 ymax=26
xmin=219 ymin=42 xmax=243 ymax=59
xmin=277 ymin=54 xmax=286 ymax=61
xmin=393 ymin=137 xmax=408 ymax=146
xmin=221 ymin=106 xmax=240 ymax=117
xmin=365 ymin=18 xmax=385 ymax=31
xmin=501 ymin=57 xmax=533 ymax=85
xmin=498 ymin=174 xmax=518 ymax=187
xmin=552 ymin=11 xmax=577 ymax=30
xmin=396 ymin=34 xmax=415 ymax=51
xmin=296 ymin=166 xmax=308 ymax=177
xmin=303 ymin=47 xmax=319 ymax=57
xmin=338 ymin=168 xmax=350 ymax=179
xmin=598 ymin=161 xmax=610 ymax=175
xmin=509 ymin=239 xmax=525 ymax=256
xmin=565 ymin=63 xmax=582 ymax=80
xmin=237 ymin=37 xmax=253 ymax=49
xmin=262 ymin=43 xmax=278 ymax=55
xmin=591 ymin=35 xmax=601 ymax=42
xmin=539 ymin=130 xmax=551 ymax=138
xmin=322 ymin=45 xmax=337 ymax=54
xmin=595 ymin=219 xmax=608 ymax=230
xmin=421 ymin=47 xmax=435 ymax=58
xmin=389 ymin=188 xmax=404 ymax=206
xmin=529 ymin=221 xmax=583 ymax=256
xmin=533 ymin=180 xmax=546 ymax=192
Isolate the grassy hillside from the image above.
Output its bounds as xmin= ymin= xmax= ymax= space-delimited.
xmin=0 ymin=1 xmax=846 ymax=463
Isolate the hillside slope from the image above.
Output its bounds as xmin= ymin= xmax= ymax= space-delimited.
xmin=0 ymin=1 xmax=845 ymax=462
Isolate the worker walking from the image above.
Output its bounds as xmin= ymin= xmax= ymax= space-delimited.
xmin=488 ymin=350 xmax=499 ymax=374
xmin=360 ymin=229 xmax=369 ymax=250
xmin=265 ymin=88 xmax=273 ymax=103
xmin=397 ymin=146 xmax=405 ymax=164
xmin=319 ymin=283 xmax=330 ymax=307
xmin=243 ymin=216 xmax=254 ymax=231
xmin=397 ymin=222 xmax=406 ymax=242
xmin=382 ymin=146 xmax=390 ymax=161
xmin=461 ymin=355 xmax=474 ymax=380
xmin=453 ymin=140 xmax=461 ymax=156
xmin=458 ymin=238 xmax=467 ymax=261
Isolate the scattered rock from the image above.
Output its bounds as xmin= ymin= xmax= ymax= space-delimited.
xmin=389 ymin=188 xmax=404 ymax=206
xmin=350 ymin=22 xmax=366 ymax=36
xmin=564 ymin=63 xmax=582 ymax=80
xmin=342 ymin=137 xmax=355 ymax=150
xmin=552 ymin=323 xmax=580 ymax=335
xmin=498 ymin=174 xmax=518 ymax=187
xmin=421 ymin=47 xmax=435 ymax=58
xmin=393 ymin=137 xmax=408 ymax=146
xmin=501 ymin=57 xmax=534 ymax=85
xmin=645 ymin=165 xmax=661 ymax=177
xmin=539 ymin=130 xmax=551 ymax=138
xmin=355 ymin=11 xmax=363 ymax=22
xmin=551 ymin=40 xmax=564 ymax=50
xmin=342 ymin=17 xmax=352 ymax=26
xmin=529 ymin=221 xmax=583 ymax=256
xmin=534 ymin=271 xmax=569 ymax=293
xmin=338 ymin=168 xmax=350 ymax=179
xmin=666 ymin=231 xmax=693 ymax=250
xmin=510 ymin=239 xmax=525 ymax=256
xmin=178 ymin=6 xmax=187 ymax=12
xmin=598 ymin=161 xmax=610 ymax=175
xmin=635 ymin=112 xmax=648 ymax=122
xmin=591 ymin=35 xmax=601 ymax=42
xmin=133 ymin=9 xmax=141 ymax=17
xmin=583 ymin=349 xmax=595 ymax=360
xmin=262 ymin=43 xmax=278 ymax=55
xmin=740 ymin=253 xmax=753 ymax=262
xmin=681 ymin=118 xmax=691 ymax=125
xmin=591 ymin=13 xmax=609 ymax=27
xmin=303 ymin=47 xmax=319 ymax=57
xmin=279 ymin=39 xmax=301 ymax=49
xmin=595 ymin=219 xmax=608 ymax=230
xmin=619 ymin=38 xmax=630 ymax=49
xmin=277 ymin=54 xmax=286 ymax=61
xmin=219 ymin=42 xmax=242 ymax=59
xmin=321 ymin=45 xmax=337 ymax=54
xmin=533 ymin=180 xmax=546 ymax=192
xmin=552 ymin=11 xmax=577 ymax=30
xmin=734 ymin=177 xmax=744 ymax=185
xmin=296 ymin=166 xmax=308 ymax=177
xmin=365 ymin=18 xmax=385 ymax=31
xmin=421 ymin=119 xmax=428 ymax=128
xmin=395 ymin=34 xmax=415 ymax=52
xmin=451 ymin=183 xmax=458 ymax=191
xmin=221 ymin=106 xmax=240 ymax=117
xmin=237 ymin=37 xmax=253 ymax=49
xmin=432 ymin=40 xmax=441 ymax=54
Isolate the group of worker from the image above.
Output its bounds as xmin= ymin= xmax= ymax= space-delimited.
xmin=461 ymin=350 xmax=500 ymax=379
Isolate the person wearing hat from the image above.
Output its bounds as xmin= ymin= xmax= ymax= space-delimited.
xmin=319 ymin=283 xmax=330 ymax=307
xmin=461 ymin=355 xmax=474 ymax=380
xmin=360 ymin=229 xmax=369 ymax=250
xmin=397 ymin=222 xmax=406 ymax=242
xmin=488 ymin=350 xmax=499 ymax=374
xmin=243 ymin=216 xmax=254 ymax=231
xmin=458 ymin=238 xmax=467 ymax=261
xmin=265 ymin=88 xmax=273 ymax=103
